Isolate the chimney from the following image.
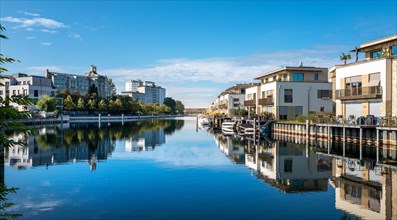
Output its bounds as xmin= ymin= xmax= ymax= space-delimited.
xmin=299 ymin=62 xmax=303 ymax=67
xmin=90 ymin=65 xmax=97 ymax=72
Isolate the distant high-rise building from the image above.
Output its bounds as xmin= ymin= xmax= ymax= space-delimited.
xmin=123 ymin=80 xmax=166 ymax=104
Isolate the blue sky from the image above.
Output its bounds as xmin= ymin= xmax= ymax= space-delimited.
xmin=1 ymin=1 xmax=396 ymax=107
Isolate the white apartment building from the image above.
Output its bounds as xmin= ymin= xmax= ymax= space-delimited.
xmin=0 ymin=73 xmax=56 ymax=110
xmin=124 ymin=80 xmax=166 ymax=105
xmin=210 ymin=84 xmax=253 ymax=117
xmin=245 ymin=65 xmax=333 ymax=120
xmin=329 ymin=35 xmax=397 ymax=118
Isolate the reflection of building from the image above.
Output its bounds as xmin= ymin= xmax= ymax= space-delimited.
xmin=321 ymin=154 xmax=397 ymax=220
xmin=4 ymin=134 xmax=34 ymax=169
xmin=5 ymin=127 xmax=113 ymax=171
xmin=250 ymin=141 xmax=332 ymax=192
xmin=213 ymin=133 xmax=245 ymax=164
xmin=125 ymin=128 xmax=166 ymax=152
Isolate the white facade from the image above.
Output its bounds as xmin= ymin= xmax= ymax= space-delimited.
xmin=210 ymin=84 xmax=252 ymax=117
xmin=331 ymin=35 xmax=397 ymax=118
xmin=125 ymin=80 xmax=166 ymax=105
xmin=245 ymin=69 xmax=332 ymax=120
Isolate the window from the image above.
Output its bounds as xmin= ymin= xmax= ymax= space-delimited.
xmin=372 ymin=51 xmax=382 ymax=58
xmin=292 ymin=73 xmax=304 ymax=81
xmin=284 ymin=159 xmax=293 ymax=172
xmin=23 ymin=89 xmax=27 ymax=96
xmin=279 ymin=106 xmax=287 ymax=120
xmin=283 ymin=74 xmax=288 ymax=81
xmin=34 ymin=90 xmax=38 ymax=97
xmin=233 ymin=98 xmax=239 ymax=103
xmin=12 ymin=90 xmax=16 ymax=95
xmin=320 ymin=106 xmax=325 ymax=112
xmin=0 ymin=91 xmax=2 ymax=95
xmin=317 ymin=90 xmax=331 ymax=99
xmin=314 ymin=73 xmax=319 ymax=80
xmin=392 ymin=46 xmax=397 ymax=56
xmin=284 ymin=89 xmax=293 ymax=103
xmin=233 ymin=103 xmax=240 ymax=108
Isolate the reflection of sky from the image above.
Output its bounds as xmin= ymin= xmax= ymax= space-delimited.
xmin=5 ymin=118 xmax=350 ymax=220
xmin=112 ymin=119 xmax=231 ymax=168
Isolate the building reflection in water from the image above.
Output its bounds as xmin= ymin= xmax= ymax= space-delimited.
xmin=213 ymin=132 xmax=397 ymax=219
xmin=4 ymin=119 xmax=184 ymax=171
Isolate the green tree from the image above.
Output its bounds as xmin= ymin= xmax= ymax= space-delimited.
xmin=0 ymin=24 xmax=25 ymax=219
xmin=108 ymin=78 xmax=117 ymax=98
xmin=64 ymin=95 xmax=76 ymax=111
xmin=88 ymin=99 xmax=97 ymax=112
xmin=36 ymin=96 xmax=57 ymax=112
xmin=175 ymin=100 xmax=185 ymax=114
xmin=114 ymin=98 xmax=123 ymax=113
xmin=62 ymin=88 xmax=70 ymax=99
xmin=339 ymin=52 xmax=352 ymax=64
xmin=108 ymin=100 xmax=115 ymax=113
xmin=77 ymin=98 xmax=86 ymax=111
xmin=163 ymin=97 xmax=176 ymax=114
xmin=98 ymin=99 xmax=107 ymax=112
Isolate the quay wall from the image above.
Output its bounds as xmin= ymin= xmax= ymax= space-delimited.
xmin=272 ymin=122 xmax=397 ymax=146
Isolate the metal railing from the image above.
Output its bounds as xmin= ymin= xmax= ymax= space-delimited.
xmin=335 ymin=85 xmax=382 ymax=100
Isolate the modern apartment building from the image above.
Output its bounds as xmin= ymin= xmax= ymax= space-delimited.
xmin=0 ymin=73 xmax=56 ymax=107
xmin=45 ymin=65 xmax=111 ymax=99
xmin=210 ymin=83 xmax=254 ymax=117
xmin=245 ymin=65 xmax=333 ymax=119
xmin=123 ymin=80 xmax=166 ymax=105
xmin=329 ymin=35 xmax=397 ymax=118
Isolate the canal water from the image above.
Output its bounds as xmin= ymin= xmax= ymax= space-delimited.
xmin=3 ymin=117 xmax=396 ymax=219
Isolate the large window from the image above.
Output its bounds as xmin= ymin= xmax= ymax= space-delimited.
xmin=34 ymin=90 xmax=38 ymax=97
xmin=317 ymin=90 xmax=331 ymax=99
xmin=284 ymin=159 xmax=293 ymax=172
xmin=314 ymin=73 xmax=319 ymax=80
xmin=292 ymin=73 xmax=304 ymax=81
xmin=284 ymin=89 xmax=293 ymax=103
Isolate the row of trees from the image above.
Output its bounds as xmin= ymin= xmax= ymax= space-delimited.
xmin=36 ymin=89 xmax=185 ymax=115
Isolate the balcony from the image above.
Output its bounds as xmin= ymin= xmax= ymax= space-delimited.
xmin=258 ymin=97 xmax=274 ymax=106
xmin=244 ymin=100 xmax=255 ymax=106
xmin=335 ymin=85 xmax=382 ymax=100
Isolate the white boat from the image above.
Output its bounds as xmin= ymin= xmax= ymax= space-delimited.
xmin=238 ymin=124 xmax=255 ymax=136
xmin=197 ymin=115 xmax=210 ymax=125
xmin=222 ymin=120 xmax=236 ymax=132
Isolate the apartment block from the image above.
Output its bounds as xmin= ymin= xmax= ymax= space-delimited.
xmin=245 ymin=65 xmax=333 ymax=120
xmin=45 ymin=65 xmax=111 ymax=99
xmin=330 ymin=35 xmax=397 ymax=118
xmin=0 ymin=73 xmax=56 ymax=103
xmin=123 ymin=80 xmax=166 ymax=105
xmin=210 ymin=83 xmax=254 ymax=117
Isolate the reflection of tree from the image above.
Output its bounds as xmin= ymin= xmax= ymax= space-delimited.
xmin=0 ymin=185 xmax=22 ymax=219
xmin=34 ymin=119 xmax=184 ymax=153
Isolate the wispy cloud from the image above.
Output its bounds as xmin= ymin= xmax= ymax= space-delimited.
xmin=69 ymin=33 xmax=82 ymax=40
xmin=17 ymin=10 xmax=40 ymax=17
xmin=25 ymin=36 xmax=36 ymax=39
xmin=41 ymin=29 xmax=58 ymax=34
xmin=102 ymin=46 xmax=343 ymax=107
xmin=0 ymin=16 xmax=67 ymax=29
xmin=25 ymin=66 xmax=86 ymax=75
xmin=40 ymin=42 xmax=53 ymax=46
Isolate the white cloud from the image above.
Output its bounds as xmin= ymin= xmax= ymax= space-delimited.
xmin=41 ymin=29 xmax=58 ymax=34
xmin=0 ymin=16 xmax=67 ymax=29
xmin=25 ymin=36 xmax=36 ymax=39
xmin=101 ymin=46 xmax=344 ymax=108
xmin=17 ymin=10 xmax=40 ymax=17
xmin=40 ymin=42 xmax=53 ymax=46
xmin=69 ymin=33 xmax=82 ymax=40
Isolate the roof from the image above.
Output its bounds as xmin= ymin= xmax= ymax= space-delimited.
xmin=255 ymin=66 xmax=327 ymax=80
xmin=351 ymin=34 xmax=397 ymax=52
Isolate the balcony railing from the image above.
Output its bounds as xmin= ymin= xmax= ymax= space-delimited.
xmin=335 ymin=85 xmax=382 ymax=100
xmin=244 ymin=100 xmax=255 ymax=106
xmin=258 ymin=97 xmax=274 ymax=106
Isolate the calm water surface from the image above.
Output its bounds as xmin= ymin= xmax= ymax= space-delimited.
xmin=3 ymin=117 xmax=396 ymax=219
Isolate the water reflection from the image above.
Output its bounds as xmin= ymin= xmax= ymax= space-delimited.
xmin=5 ymin=119 xmax=184 ymax=171
xmin=212 ymin=131 xmax=397 ymax=219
